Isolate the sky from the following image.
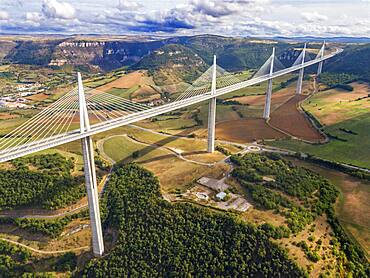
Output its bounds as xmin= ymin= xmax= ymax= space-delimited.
xmin=0 ymin=0 xmax=370 ymax=37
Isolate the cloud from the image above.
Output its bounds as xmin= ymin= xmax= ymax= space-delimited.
xmin=42 ymin=0 xmax=76 ymax=20
xmin=0 ymin=0 xmax=369 ymax=37
xmin=0 ymin=11 xmax=9 ymax=20
xmin=191 ymin=0 xmax=235 ymax=17
xmin=117 ymin=0 xmax=142 ymax=11
xmin=128 ymin=0 xmax=269 ymax=33
xmin=133 ymin=8 xmax=195 ymax=33
xmin=131 ymin=19 xmax=194 ymax=33
xmin=301 ymin=11 xmax=328 ymax=23
xmin=26 ymin=12 xmax=42 ymax=24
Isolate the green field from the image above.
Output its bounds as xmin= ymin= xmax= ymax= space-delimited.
xmin=101 ymin=126 xmax=208 ymax=153
xmin=84 ymin=75 xmax=118 ymax=88
xmin=267 ymin=80 xmax=370 ymax=169
xmin=106 ymin=86 xmax=139 ymax=99
xmin=219 ymin=74 xmax=295 ymax=100
xmin=102 ymin=135 xmax=169 ymax=163
xmin=268 ymin=113 xmax=370 ymax=168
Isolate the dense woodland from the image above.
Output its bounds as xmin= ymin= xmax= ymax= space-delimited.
xmin=318 ymin=72 xmax=358 ymax=90
xmin=0 ymin=210 xmax=88 ymax=238
xmin=80 ymin=164 xmax=305 ymax=277
xmin=0 ymin=240 xmax=32 ymax=277
xmin=231 ymin=153 xmax=369 ymax=277
xmin=0 ymin=154 xmax=85 ymax=209
xmin=132 ymin=44 xmax=209 ymax=84
xmin=326 ymin=43 xmax=370 ymax=81
xmin=0 ymin=239 xmax=77 ymax=277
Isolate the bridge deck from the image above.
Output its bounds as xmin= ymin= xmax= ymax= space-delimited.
xmin=0 ymin=48 xmax=342 ymax=163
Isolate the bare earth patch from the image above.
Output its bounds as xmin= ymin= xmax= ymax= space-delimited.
xmin=269 ymin=95 xmax=325 ymax=142
xmin=131 ymin=85 xmax=161 ymax=102
xmin=0 ymin=112 xmax=18 ymax=120
xmin=230 ymin=86 xmax=295 ymax=107
xmin=215 ymin=118 xmax=286 ymax=143
xmin=25 ymin=93 xmax=50 ymax=102
xmin=97 ymin=70 xmax=155 ymax=92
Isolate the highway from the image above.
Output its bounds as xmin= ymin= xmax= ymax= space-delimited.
xmin=0 ymin=48 xmax=342 ymax=163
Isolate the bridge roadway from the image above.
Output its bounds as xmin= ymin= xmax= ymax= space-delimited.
xmin=0 ymin=48 xmax=342 ymax=163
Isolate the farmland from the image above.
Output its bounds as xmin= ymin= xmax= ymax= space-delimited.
xmin=215 ymin=118 xmax=286 ymax=143
xmin=99 ymin=127 xmax=228 ymax=192
xmin=268 ymin=82 xmax=370 ymax=168
xmin=0 ymin=34 xmax=369 ymax=277
xmin=269 ymin=95 xmax=325 ymax=142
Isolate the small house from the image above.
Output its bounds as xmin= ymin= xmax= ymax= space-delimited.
xmin=216 ymin=191 xmax=227 ymax=201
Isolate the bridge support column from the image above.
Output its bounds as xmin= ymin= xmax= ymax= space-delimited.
xmin=78 ymin=72 xmax=104 ymax=257
xmin=263 ymin=47 xmax=275 ymax=120
xmin=317 ymin=61 xmax=323 ymax=76
xmin=317 ymin=41 xmax=325 ymax=76
xmin=207 ymin=55 xmax=217 ymax=153
xmin=81 ymin=136 xmax=104 ymax=256
xmin=296 ymin=68 xmax=304 ymax=95
xmin=296 ymin=43 xmax=307 ymax=95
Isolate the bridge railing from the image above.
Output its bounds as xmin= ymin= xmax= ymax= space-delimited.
xmin=0 ymin=48 xmax=342 ymax=163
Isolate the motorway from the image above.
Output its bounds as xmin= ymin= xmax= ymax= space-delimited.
xmin=0 ymin=48 xmax=343 ymax=163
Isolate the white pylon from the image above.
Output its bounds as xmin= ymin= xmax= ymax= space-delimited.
xmin=78 ymin=73 xmax=104 ymax=257
xmin=263 ymin=47 xmax=275 ymax=119
xmin=296 ymin=43 xmax=307 ymax=95
xmin=317 ymin=41 xmax=325 ymax=76
xmin=207 ymin=55 xmax=217 ymax=153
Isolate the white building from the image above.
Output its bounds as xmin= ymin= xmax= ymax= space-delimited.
xmin=216 ymin=192 xmax=227 ymax=201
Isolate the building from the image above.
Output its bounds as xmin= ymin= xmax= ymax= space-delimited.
xmin=197 ymin=177 xmax=229 ymax=192
xmin=216 ymin=192 xmax=227 ymax=201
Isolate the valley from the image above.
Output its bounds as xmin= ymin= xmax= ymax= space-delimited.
xmin=0 ymin=34 xmax=369 ymax=277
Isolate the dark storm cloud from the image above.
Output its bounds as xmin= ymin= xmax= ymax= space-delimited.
xmin=131 ymin=18 xmax=195 ymax=33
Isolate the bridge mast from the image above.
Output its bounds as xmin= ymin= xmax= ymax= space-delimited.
xmin=317 ymin=41 xmax=325 ymax=75
xmin=77 ymin=73 xmax=104 ymax=257
xmin=207 ymin=55 xmax=217 ymax=153
xmin=296 ymin=43 xmax=307 ymax=95
xmin=263 ymin=47 xmax=275 ymax=119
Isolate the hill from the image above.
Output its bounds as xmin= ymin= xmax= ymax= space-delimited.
xmin=4 ymin=39 xmax=63 ymax=66
xmin=0 ymin=35 xmax=301 ymax=73
xmin=326 ymin=44 xmax=370 ymax=80
xmin=181 ymin=35 xmax=295 ymax=71
xmin=131 ymin=44 xmax=208 ymax=85
xmin=81 ymin=163 xmax=306 ymax=277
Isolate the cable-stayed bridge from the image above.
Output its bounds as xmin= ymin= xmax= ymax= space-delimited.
xmin=0 ymin=43 xmax=341 ymax=256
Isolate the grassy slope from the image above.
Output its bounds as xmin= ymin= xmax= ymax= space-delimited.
xmin=102 ymin=136 xmax=167 ymax=163
xmin=267 ymin=81 xmax=370 ymax=168
xmin=269 ymin=113 xmax=370 ymax=168
xmin=287 ymin=158 xmax=370 ymax=258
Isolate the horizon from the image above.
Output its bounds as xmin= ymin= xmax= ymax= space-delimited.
xmin=1 ymin=33 xmax=370 ymax=42
xmin=0 ymin=3 xmax=369 ymax=276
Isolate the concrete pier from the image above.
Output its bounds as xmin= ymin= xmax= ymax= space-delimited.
xmin=207 ymin=55 xmax=217 ymax=153
xmin=296 ymin=44 xmax=307 ymax=95
xmin=78 ymin=72 xmax=104 ymax=256
xmin=263 ymin=48 xmax=275 ymax=119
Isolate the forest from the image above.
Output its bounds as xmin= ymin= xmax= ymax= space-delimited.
xmin=0 ymin=209 xmax=87 ymax=238
xmin=318 ymin=72 xmax=358 ymax=89
xmin=0 ymin=154 xmax=85 ymax=210
xmin=79 ymin=164 xmax=306 ymax=277
xmin=0 ymin=240 xmax=31 ymax=277
xmin=231 ymin=153 xmax=369 ymax=277
xmin=0 ymin=239 xmax=77 ymax=277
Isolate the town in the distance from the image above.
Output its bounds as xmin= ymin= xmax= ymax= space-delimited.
xmin=0 ymin=0 xmax=369 ymax=277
